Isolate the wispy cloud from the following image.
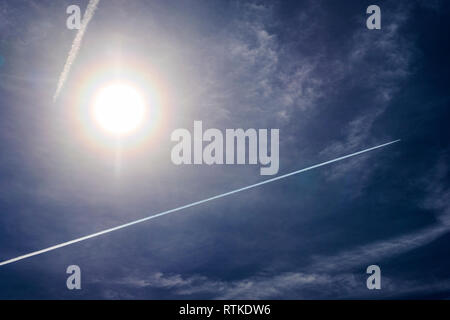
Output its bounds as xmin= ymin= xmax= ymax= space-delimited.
xmin=317 ymin=5 xmax=415 ymax=196
xmin=111 ymin=223 xmax=449 ymax=298
xmin=104 ymin=157 xmax=450 ymax=299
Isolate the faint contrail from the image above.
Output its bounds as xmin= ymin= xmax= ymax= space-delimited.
xmin=53 ymin=0 xmax=100 ymax=101
xmin=0 ymin=140 xmax=400 ymax=266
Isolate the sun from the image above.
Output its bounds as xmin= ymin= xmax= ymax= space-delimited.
xmin=93 ymin=83 xmax=146 ymax=135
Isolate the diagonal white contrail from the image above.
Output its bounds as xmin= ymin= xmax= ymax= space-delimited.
xmin=0 ymin=140 xmax=400 ymax=266
xmin=53 ymin=0 xmax=100 ymax=101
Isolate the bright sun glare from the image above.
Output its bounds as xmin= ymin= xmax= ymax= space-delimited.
xmin=93 ymin=83 xmax=146 ymax=135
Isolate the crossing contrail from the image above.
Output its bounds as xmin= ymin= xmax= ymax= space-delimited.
xmin=53 ymin=0 xmax=100 ymax=101
xmin=0 ymin=140 xmax=400 ymax=267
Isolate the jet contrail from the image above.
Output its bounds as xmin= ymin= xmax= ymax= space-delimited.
xmin=53 ymin=0 xmax=100 ymax=101
xmin=0 ymin=140 xmax=400 ymax=267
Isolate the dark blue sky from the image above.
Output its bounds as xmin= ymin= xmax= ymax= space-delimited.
xmin=0 ymin=0 xmax=449 ymax=299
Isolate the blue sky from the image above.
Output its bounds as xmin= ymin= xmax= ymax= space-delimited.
xmin=0 ymin=0 xmax=449 ymax=299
